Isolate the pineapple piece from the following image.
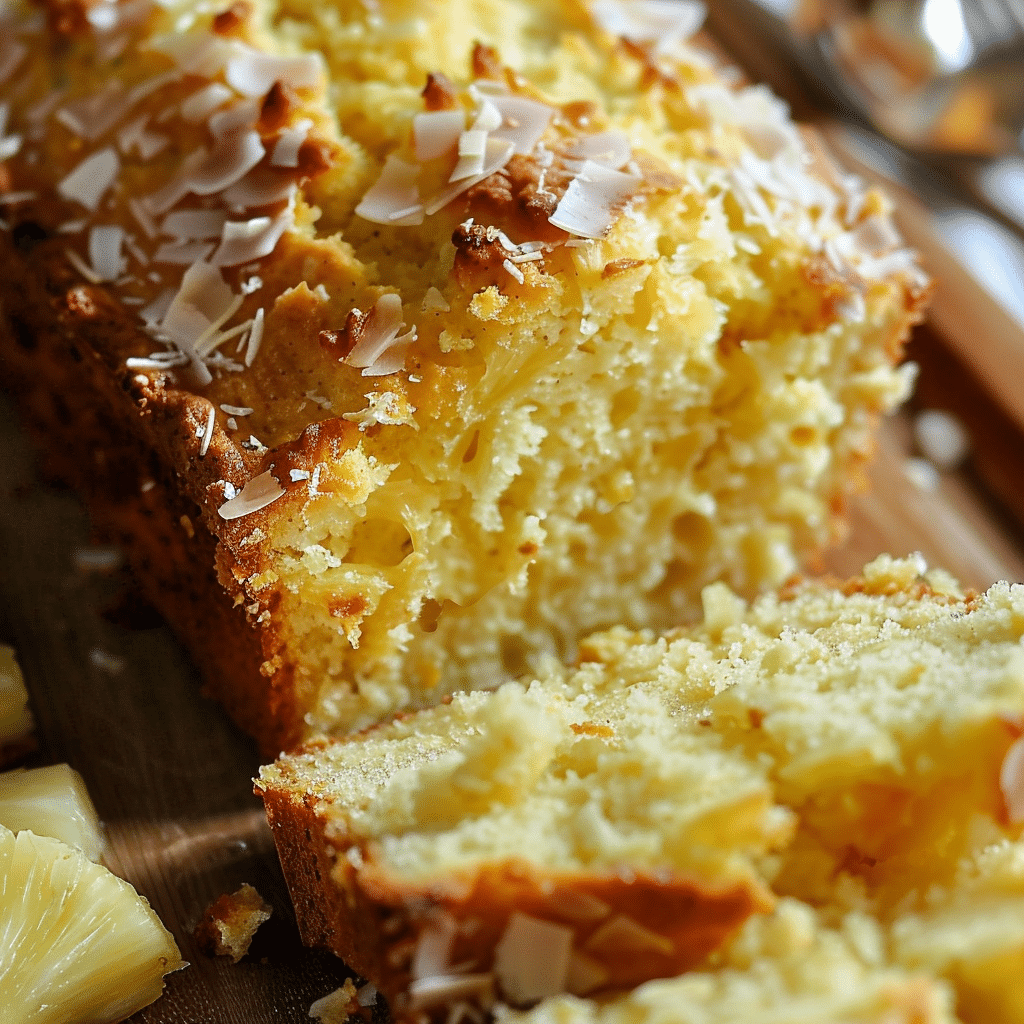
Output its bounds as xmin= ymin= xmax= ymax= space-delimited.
xmin=0 ymin=645 xmax=34 ymax=764
xmin=0 ymin=764 xmax=106 ymax=862
xmin=0 ymin=825 xmax=185 ymax=1023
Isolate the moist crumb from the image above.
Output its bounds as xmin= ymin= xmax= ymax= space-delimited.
xmin=193 ymin=882 xmax=272 ymax=963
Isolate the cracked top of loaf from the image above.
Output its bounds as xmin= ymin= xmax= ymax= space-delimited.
xmin=0 ymin=0 xmax=928 ymax=749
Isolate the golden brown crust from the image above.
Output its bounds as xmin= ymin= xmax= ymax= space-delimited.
xmin=259 ymin=781 xmax=773 ymax=1017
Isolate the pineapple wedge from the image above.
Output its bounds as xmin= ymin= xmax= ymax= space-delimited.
xmin=0 ymin=645 xmax=34 ymax=764
xmin=0 ymin=825 xmax=185 ymax=1023
xmin=0 ymin=764 xmax=106 ymax=862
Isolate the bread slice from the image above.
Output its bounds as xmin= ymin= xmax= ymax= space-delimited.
xmin=256 ymin=556 xmax=1024 ymax=1018
xmin=0 ymin=0 xmax=926 ymax=753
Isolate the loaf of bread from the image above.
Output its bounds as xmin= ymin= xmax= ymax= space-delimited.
xmin=0 ymin=0 xmax=926 ymax=754
xmin=257 ymin=556 xmax=1024 ymax=1021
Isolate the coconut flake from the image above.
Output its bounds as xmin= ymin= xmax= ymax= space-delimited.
xmin=414 ymin=110 xmax=465 ymax=162
xmin=591 ymin=0 xmax=706 ymax=51
xmin=158 ymin=260 xmax=238 ymax=383
xmin=199 ymin=402 xmax=216 ymax=456
xmin=127 ymin=197 xmax=159 ymax=239
xmin=424 ymin=137 xmax=514 ymax=215
xmin=490 ymin=95 xmax=554 ymax=155
xmin=55 ymin=82 xmax=134 ymax=141
xmin=412 ymin=915 xmax=458 ymax=980
xmin=162 ymin=208 xmax=229 ymax=241
xmin=421 ymin=286 xmax=450 ymax=312
xmin=493 ymin=914 xmax=573 ymax=1004
xmin=344 ymin=293 xmax=413 ymax=372
xmin=208 ymin=97 xmax=262 ymax=138
xmin=217 ymin=469 xmax=285 ymax=519
xmin=180 ymin=82 xmax=234 ymax=122
xmin=58 ymin=147 xmax=120 ymax=211
xmin=584 ymin=914 xmax=673 ymax=956
xmin=408 ymin=975 xmax=494 ymax=1011
xmin=188 ymin=130 xmax=266 ymax=196
xmin=356 ymin=154 xmax=424 ymax=226
xmin=222 ymin=171 xmax=298 ymax=212
xmin=450 ymin=128 xmax=489 ymax=182
xmin=117 ymin=115 xmax=169 ymax=159
xmin=549 ymin=160 xmax=641 ymax=238
xmin=225 ymin=49 xmax=324 ymax=97
xmin=564 ymin=130 xmax=632 ymax=170
xmin=245 ymin=308 xmax=265 ymax=366
xmin=154 ymin=239 xmax=216 ymax=264
xmin=271 ymin=119 xmax=313 ymax=168
xmin=211 ymin=207 xmax=294 ymax=266
xmin=88 ymin=225 xmax=125 ymax=281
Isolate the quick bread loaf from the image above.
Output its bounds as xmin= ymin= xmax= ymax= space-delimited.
xmin=0 ymin=0 xmax=926 ymax=755
xmin=257 ymin=556 xmax=1024 ymax=1022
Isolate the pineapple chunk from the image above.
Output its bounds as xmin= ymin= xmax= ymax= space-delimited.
xmin=0 ymin=645 xmax=34 ymax=764
xmin=0 ymin=825 xmax=185 ymax=1023
xmin=0 ymin=764 xmax=106 ymax=862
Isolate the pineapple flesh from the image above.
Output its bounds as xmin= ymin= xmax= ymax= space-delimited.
xmin=0 ymin=764 xmax=106 ymax=862
xmin=0 ymin=825 xmax=185 ymax=1023
xmin=0 ymin=645 xmax=34 ymax=763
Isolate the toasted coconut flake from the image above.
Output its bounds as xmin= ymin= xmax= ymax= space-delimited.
xmin=356 ymin=154 xmax=424 ymax=226
xmin=584 ymin=914 xmax=673 ymax=956
xmin=181 ymin=82 xmax=234 ymax=122
xmin=217 ymin=469 xmax=285 ymax=520
xmin=548 ymin=159 xmax=641 ymax=238
xmin=408 ymin=974 xmax=494 ymax=1011
xmin=502 ymin=258 xmax=525 ymax=284
xmin=225 ymin=49 xmax=323 ymax=97
xmin=65 ymin=247 xmax=103 ymax=284
xmin=57 ymin=147 xmax=120 ymax=212
xmin=223 ymin=171 xmax=297 ymax=211
xmin=271 ymin=119 xmax=313 ymax=167
xmin=490 ymin=95 xmax=554 ymax=154
xmin=88 ymin=225 xmax=125 ymax=282
xmin=245 ymin=307 xmax=265 ymax=366
xmin=414 ymin=110 xmax=465 ymax=161
xmin=493 ymin=914 xmax=573 ymax=1005
xmin=221 ymin=403 xmax=254 ymax=416
xmin=543 ymin=890 xmax=611 ymax=923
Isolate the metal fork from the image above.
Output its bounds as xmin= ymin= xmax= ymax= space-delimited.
xmin=811 ymin=0 xmax=1024 ymax=155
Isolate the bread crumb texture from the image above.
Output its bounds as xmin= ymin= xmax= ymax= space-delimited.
xmin=258 ymin=557 xmax=1024 ymax=1023
xmin=0 ymin=0 xmax=926 ymax=749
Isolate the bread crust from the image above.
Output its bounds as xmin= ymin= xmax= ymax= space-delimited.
xmin=258 ymin=778 xmax=774 ymax=1017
